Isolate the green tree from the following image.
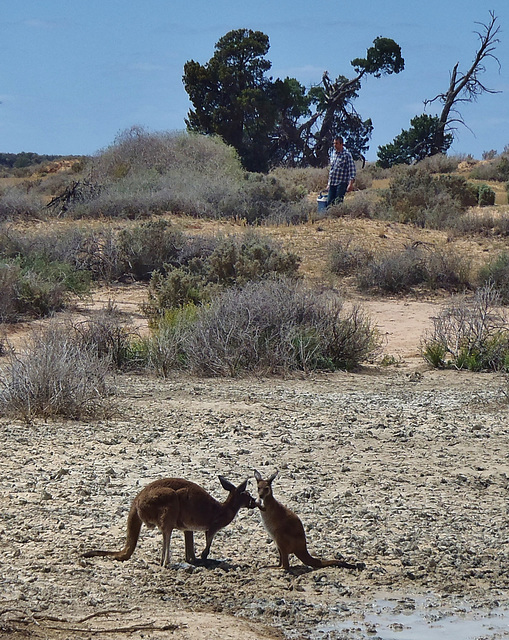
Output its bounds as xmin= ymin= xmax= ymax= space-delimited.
xmin=183 ymin=29 xmax=277 ymax=172
xmin=183 ymin=30 xmax=404 ymax=170
xmin=377 ymin=114 xmax=453 ymax=168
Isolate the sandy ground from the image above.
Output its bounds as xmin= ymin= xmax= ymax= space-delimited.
xmin=2 ymin=294 xmax=509 ymax=639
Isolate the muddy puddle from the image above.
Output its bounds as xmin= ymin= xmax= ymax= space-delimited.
xmin=316 ymin=594 xmax=509 ymax=639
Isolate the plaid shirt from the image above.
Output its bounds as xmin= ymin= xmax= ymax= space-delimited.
xmin=328 ymin=148 xmax=356 ymax=186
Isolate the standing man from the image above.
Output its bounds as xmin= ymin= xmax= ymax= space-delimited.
xmin=326 ymin=136 xmax=356 ymax=207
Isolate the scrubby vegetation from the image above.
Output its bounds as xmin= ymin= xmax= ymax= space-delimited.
xmin=143 ymin=230 xmax=301 ymax=318
xmin=329 ymin=240 xmax=473 ymax=295
xmin=144 ymin=278 xmax=381 ymax=376
xmin=0 ymin=322 xmax=113 ymax=420
xmin=1 ymin=129 xmax=509 ymax=398
xmin=421 ymin=285 xmax=509 ymax=371
xmin=65 ymin=128 xmax=313 ymax=224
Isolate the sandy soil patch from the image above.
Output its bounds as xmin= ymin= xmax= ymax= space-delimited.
xmin=2 ymin=363 xmax=509 ymax=639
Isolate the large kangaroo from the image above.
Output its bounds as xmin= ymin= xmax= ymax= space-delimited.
xmin=254 ymin=470 xmax=363 ymax=571
xmin=83 ymin=476 xmax=256 ymax=567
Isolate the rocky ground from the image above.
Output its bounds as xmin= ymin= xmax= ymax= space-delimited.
xmin=2 ymin=360 xmax=509 ymax=639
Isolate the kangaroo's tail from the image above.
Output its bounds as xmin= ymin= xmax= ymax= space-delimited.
xmin=83 ymin=504 xmax=142 ymax=562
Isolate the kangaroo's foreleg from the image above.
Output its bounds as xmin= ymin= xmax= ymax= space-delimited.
xmin=201 ymin=529 xmax=217 ymax=560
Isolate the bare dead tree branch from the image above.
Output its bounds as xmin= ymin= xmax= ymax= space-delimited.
xmin=424 ymin=11 xmax=501 ymax=155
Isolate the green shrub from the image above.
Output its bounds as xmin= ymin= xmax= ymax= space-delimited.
xmin=143 ymin=304 xmax=198 ymax=376
xmin=0 ymin=224 xmax=120 ymax=284
xmin=476 ymin=184 xmax=496 ymax=206
xmin=421 ymin=284 xmax=509 ymax=371
xmin=143 ymin=231 xmax=301 ymax=319
xmin=376 ymin=167 xmax=478 ymax=228
xmin=143 ymin=268 xmax=207 ymax=320
xmin=478 ymin=252 xmax=509 ymax=303
xmin=0 ymin=256 xmax=91 ymax=321
xmin=207 ymin=231 xmax=301 ymax=286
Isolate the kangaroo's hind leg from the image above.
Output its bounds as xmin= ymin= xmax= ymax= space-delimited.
xmin=184 ymin=531 xmax=197 ymax=563
xmin=161 ymin=527 xmax=174 ymax=567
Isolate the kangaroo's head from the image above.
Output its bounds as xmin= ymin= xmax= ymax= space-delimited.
xmin=218 ymin=475 xmax=257 ymax=509
xmin=253 ymin=470 xmax=278 ymax=510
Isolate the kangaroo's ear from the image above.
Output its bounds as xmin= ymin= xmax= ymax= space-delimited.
xmin=237 ymin=479 xmax=248 ymax=492
xmin=254 ymin=470 xmax=262 ymax=481
xmin=219 ymin=475 xmax=235 ymax=492
xmin=268 ymin=470 xmax=278 ymax=484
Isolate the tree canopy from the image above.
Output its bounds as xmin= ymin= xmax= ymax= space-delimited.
xmin=183 ymin=29 xmax=404 ymax=171
xmin=377 ymin=115 xmax=453 ymax=168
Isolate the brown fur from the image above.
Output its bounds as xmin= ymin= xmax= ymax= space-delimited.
xmin=83 ymin=476 xmax=256 ymax=567
xmin=254 ymin=470 xmax=363 ymax=571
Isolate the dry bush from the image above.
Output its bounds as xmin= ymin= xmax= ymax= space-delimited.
xmin=357 ymin=243 xmax=472 ymax=294
xmin=0 ymin=224 xmax=118 ymax=283
xmin=328 ymin=238 xmax=373 ymax=276
xmin=0 ymin=262 xmax=21 ymax=321
xmin=0 ymin=321 xmax=114 ymax=420
xmin=417 ymin=154 xmax=460 ymax=174
xmin=0 ymin=187 xmax=43 ymax=220
xmin=421 ymin=284 xmax=509 ymax=371
xmin=328 ymin=192 xmax=375 ymax=219
xmin=269 ymin=166 xmax=328 ymax=193
xmin=182 ymin=279 xmax=380 ymax=376
xmin=73 ymin=303 xmax=144 ymax=370
xmin=64 ymin=129 xmax=311 ymax=223
xmin=470 ymin=155 xmax=509 ymax=182
xmin=116 ymin=219 xmax=184 ymax=280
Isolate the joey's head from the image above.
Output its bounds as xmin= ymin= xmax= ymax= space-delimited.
xmin=253 ymin=470 xmax=278 ymax=510
xmin=218 ymin=475 xmax=257 ymax=509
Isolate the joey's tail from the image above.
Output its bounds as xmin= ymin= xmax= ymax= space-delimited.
xmin=295 ymin=547 xmax=361 ymax=569
xmin=83 ymin=504 xmax=142 ymax=562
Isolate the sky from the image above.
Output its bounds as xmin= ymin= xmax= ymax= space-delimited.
xmin=1 ymin=0 xmax=508 ymax=162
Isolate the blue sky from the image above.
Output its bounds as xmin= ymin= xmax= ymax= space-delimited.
xmin=1 ymin=0 xmax=508 ymax=162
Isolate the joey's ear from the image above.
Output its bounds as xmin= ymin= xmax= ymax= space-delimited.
xmin=268 ymin=470 xmax=278 ymax=484
xmin=219 ymin=475 xmax=235 ymax=492
xmin=254 ymin=470 xmax=262 ymax=481
xmin=237 ymin=479 xmax=248 ymax=492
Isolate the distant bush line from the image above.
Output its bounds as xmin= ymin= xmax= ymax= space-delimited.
xmin=0 ymin=221 xmax=300 ymax=322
